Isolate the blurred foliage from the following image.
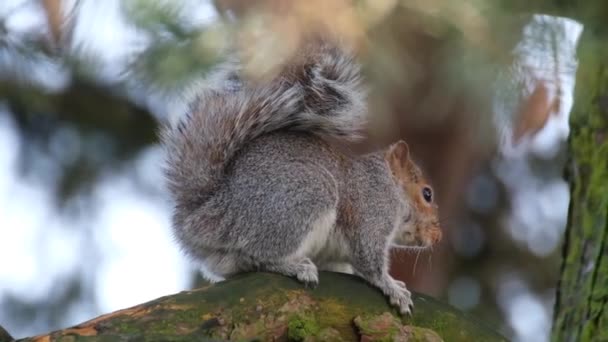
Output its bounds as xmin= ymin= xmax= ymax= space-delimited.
xmin=123 ymin=0 xmax=228 ymax=92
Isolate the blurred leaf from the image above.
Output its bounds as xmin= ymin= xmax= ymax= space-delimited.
xmin=122 ymin=0 xmax=190 ymax=39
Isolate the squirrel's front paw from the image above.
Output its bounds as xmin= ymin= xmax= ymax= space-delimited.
xmin=381 ymin=277 xmax=414 ymax=315
xmin=391 ymin=285 xmax=414 ymax=316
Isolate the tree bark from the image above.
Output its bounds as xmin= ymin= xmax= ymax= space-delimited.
xmin=552 ymin=30 xmax=608 ymax=341
xmin=0 ymin=325 xmax=13 ymax=342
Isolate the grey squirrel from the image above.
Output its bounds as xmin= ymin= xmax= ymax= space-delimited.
xmin=160 ymin=36 xmax=442 ymax=315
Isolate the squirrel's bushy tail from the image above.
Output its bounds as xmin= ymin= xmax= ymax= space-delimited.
xmin=160 ymin=40 xmax=366 ymax=207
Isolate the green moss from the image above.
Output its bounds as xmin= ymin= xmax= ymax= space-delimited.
xmin=230 ymin=320 xmax=266 ymax=340
xmin=317 ymin=304 xmax=358 ymax=339
xmin=147 ymin=318 xmax=175 ymax=335
xmin=316 ymin=327 xmax=344 ymax=341
xmin=287 ymin=314 xmax=321 ymax=341
xmin=115 ymin=320 xmax=142 ymax=334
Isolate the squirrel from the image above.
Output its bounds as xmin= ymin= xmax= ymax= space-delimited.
xmin=160 ymin=36 xmax=442 ymax=315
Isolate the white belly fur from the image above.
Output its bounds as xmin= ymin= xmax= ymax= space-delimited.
xmin=294 ymin=209 xmax=337 ymax=258
xmin=294 ymin=209 xmax=351 ymax=267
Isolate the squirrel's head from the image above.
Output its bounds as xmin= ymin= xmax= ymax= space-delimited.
xmin=385 ymin=141 xmax=442 ymax=249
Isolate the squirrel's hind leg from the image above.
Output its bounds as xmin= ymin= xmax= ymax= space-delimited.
xmin=196 ymin=249 xmax=242 ymax=282
xmin=261 ymin=257 xmax=319 ymax=287
xmin=197 ymin=248 xmax=321 ymax=287
xmin=229 ymin=206 xmax=336 ymax=287
xmin=255 ymin=207 xmax=338 ymax=286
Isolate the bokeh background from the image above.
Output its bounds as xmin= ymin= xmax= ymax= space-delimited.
xmin=0 ymin=0 xmax=587 ymax=340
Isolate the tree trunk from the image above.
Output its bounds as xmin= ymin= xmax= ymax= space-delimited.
xmin=0 ymin=325 xmax=12 ymax=342
xmin=552 ymin=30 xmax=608 ymax=341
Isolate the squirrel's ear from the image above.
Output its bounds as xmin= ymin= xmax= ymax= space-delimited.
xmin=386 ymin=140 xmax=410 ymax=175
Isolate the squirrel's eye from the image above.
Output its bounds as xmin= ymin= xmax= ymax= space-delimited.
xmin=422 ymin=187 xmax=433 ymax=203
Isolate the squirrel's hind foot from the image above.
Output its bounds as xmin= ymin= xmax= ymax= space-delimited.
xmin=263 ymin=257 xmax=319 ymax=288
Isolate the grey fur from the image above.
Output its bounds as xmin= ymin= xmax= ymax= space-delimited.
xmin=160 ymin=39 xmax=436 ymax=315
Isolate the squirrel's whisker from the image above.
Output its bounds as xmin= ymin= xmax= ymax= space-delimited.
xmin=412 ymin=248 xmax=422 ymax=277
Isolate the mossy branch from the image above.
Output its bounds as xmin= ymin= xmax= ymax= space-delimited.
xmin=16 ymin=272 xmax=506 ymax=342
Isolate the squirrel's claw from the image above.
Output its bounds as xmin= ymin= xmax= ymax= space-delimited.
xmin=303 ymin=280 xmax=319 ymax=289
